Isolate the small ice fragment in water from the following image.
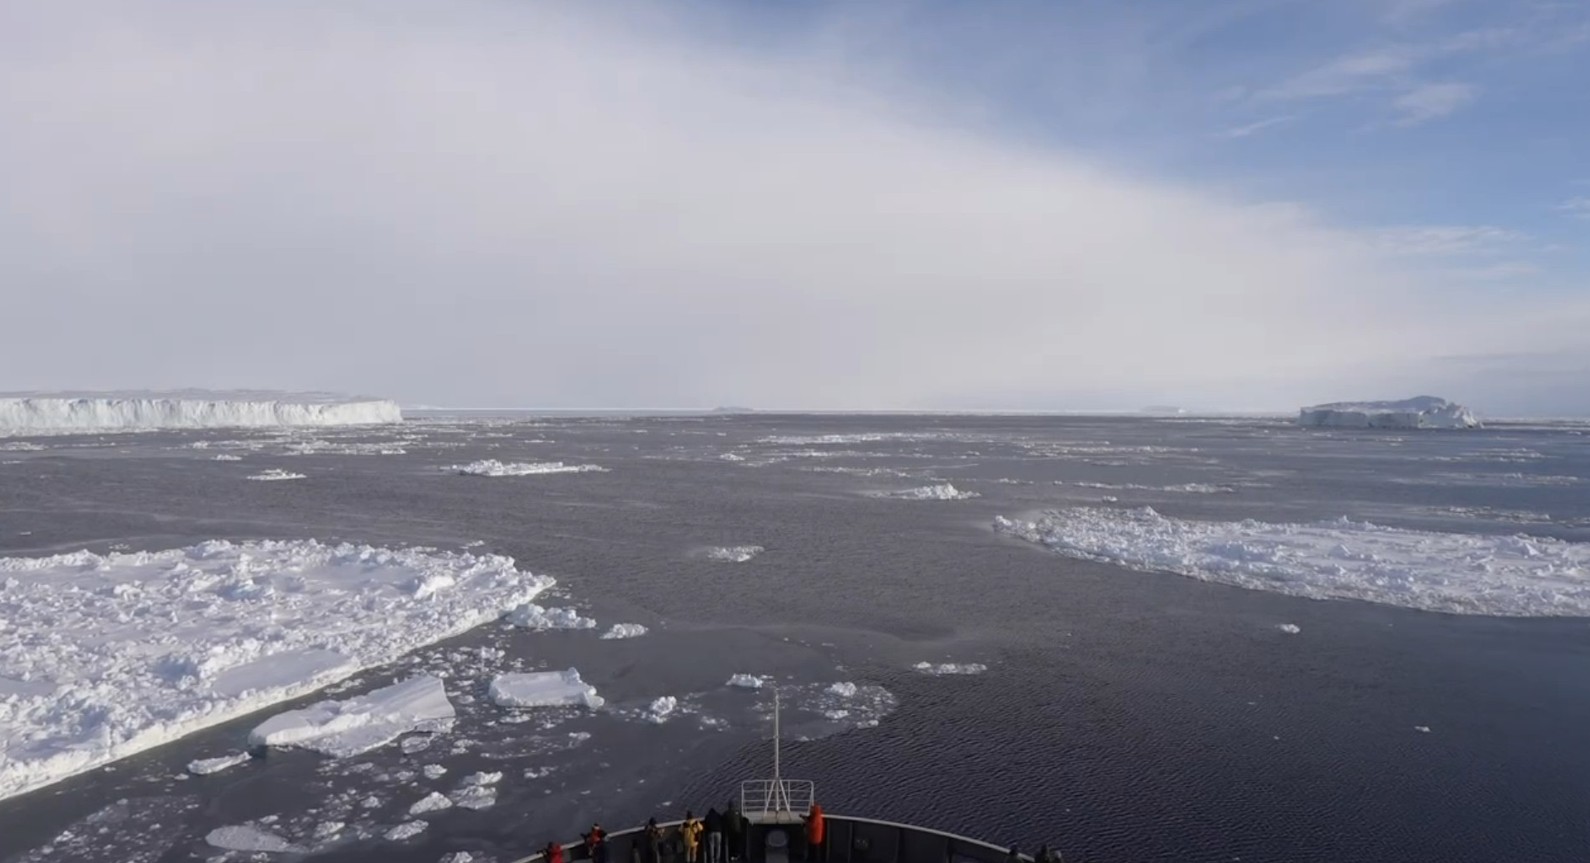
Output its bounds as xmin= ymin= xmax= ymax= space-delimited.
xmin=827 ymin=682 xmax=858 ymax=698
xmin=600 ymin=623 xmax=649 ymax=639
xmin=386 ymin=820 xmax=429 ymax=841
xmin=726 ymin=674 xmax=764 ymax=690
xmin=423 ymin=764 xmax=447 ymax=779
xmin=1415 ymin=725 xmax=1432 ymax=733
xmin=645 ymin=696 xmax=678 ymax=724
xmin=1277 ymin=624 xmax=1301 ymax=634
xmin=409 ymin=792 xmax=454 ymax=815
xmin=187 ymin=753 xmax=251 ymax=775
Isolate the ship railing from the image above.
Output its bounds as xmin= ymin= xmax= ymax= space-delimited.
xmin=739 ymin=778 xmax=814 ymax=822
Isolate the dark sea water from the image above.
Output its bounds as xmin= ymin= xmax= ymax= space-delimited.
xmin=2 ymin=414 xmax=1589 ymax=863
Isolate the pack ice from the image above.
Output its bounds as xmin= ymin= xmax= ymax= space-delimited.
xmin=995 ymin=508 xmax=1590 ymax=616
xmin=0 ymin=389 xmax=402 ymax=432
xmin=0 ymin=540 xmax=552 ymax=801
xmin=1296 ymin=396 xmax=1480 ymax=429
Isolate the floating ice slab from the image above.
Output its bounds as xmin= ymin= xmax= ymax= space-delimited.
xmin=727 ymin=674 xmax=765 ymax=690
xmin=706 ymin=545 xmax=763 ymax=562
xmin=645 ymin=696 xmax=678 ymax=724
xmin=827 ymin=682 xmax=858 ymax=697
xmin=187 ymin=753 xmax=251 ymax=776
xmin=206 ymin=824 xmax=301 ymax=853
xmin=504 ymin=603 xmax=596 ymax=630
xmin=386 ymin=821 xmax=429 ymax=841
xmin=246 ymin=468 xmax=307 ymax=482
xmin=249 ymin=675 xmax=455 ymax=757
xmin=912 ymin=662 xmax=988 ymax=676
xmin=872 ymin=483 xmax=979 ymax=501
xmin=448 ymin=460 xmax=607 ymax=477
xmin=0 ymin=389 xmax=401 ymax=432
xmin=408 ymin=791 xmax=454 ymax=815
xmin=1297 ymin=396 xmax=1480 ymax=429
xmin=600 ymin=623 xmax=649 ymax=639
xmin=0 ymin=539 xmax=552 ymax=801
xmin=1277 ymin=624 xmax=1302 ymax=634
xmin=995 ymin=508 xmax=1590 ymax=616
xmin=489 ymin=669 xmax=605 ymax=709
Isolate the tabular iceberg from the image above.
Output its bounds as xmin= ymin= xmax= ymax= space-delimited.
xmin=0 ymin=389 xmax=402 ymax=432
xmin=1296 ymin=396 xmax=1480 ymax=429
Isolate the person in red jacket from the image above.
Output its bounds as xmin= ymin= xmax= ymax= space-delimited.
xmin=584 ymin=823 xmax=609 ymax=863
xmin=545 ymin=841 xmax=565 ymax=863
xmin=802 ymin=803 xmax=826 ymax=863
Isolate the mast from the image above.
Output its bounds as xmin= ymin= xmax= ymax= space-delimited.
xmin=772 ymin=687 xmax=783 ymax=809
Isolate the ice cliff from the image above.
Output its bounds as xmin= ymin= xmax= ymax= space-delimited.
xmin=0 ymin=390 xmax=402 ymax=431
xmin=1296 ymin=396 xmax=1480 ymax=429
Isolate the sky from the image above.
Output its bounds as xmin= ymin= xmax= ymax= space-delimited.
xmin=1 ymin=0 xmax=1586 ymax=414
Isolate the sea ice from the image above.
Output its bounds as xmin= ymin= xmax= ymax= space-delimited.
xmin=0 ymin=390 xmax=402 ymax=432
xmin=423 ymin=764 xmax=447 ymax=779
xmin=912 ymin=662 xmax=988 ymax=676
xmin=504 ymin=603 xmax=596 ymax=630
xmin=600 ymin=623 xmax=649 ymax=639
xmin=645 ymin=696 xmax=678 ymax=724
xmin=827 ymin=682 xmax=858 ymax=697
xmin=451 ymin=785 xmax=498 ymax=810
xmin=386 ymin=821 xmax=429 ymax=841
xmin=249 ymin=675 xmax=456 ymax=757
xmin=488 ymin=669 xmax=605 ymax=709
xmin=1277 ymin=624 xmax=1302 ymax=634
xmin=0 ymin=539 xmax=551 ymax=800
xmin=206 ymin=824 xmax=301 ymax=853
xmin=409 ymin=791 xmax=454 ymax=815
xmin=1297 ymin=396 xmax=1480 ymax=429
xmin=246 ymin=468 xmax=307 ymax=481
xmin=187 ymin=753 xmax=251 ymax=775
xmin=726 ymin=674 xmax=764 ymax=690
xmin=706 ymin=545 xmax=764 ymax=562
xmin=212 ymin=454 xmax=243 ymax=461
xmin=447 ymin=460 xmax=607 ymax=477
xmin=461 ymin=770 xmax=502 ymax=786
xmin=872 ymin=484 xmax=979 ymax=501
xmin=994 ymin=508 xmax=1590 ymax=616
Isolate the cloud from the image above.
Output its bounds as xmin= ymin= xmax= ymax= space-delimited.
xmin=1372 ymin=225 xmax=1524 ymax=256
xmin=1221 ymin=115 xmax=1294 ymax=139
xmin=1391 ymin=81 xmax=1477 ymax=124
xmin=0 ymin=1 xmax=1585 ymax=412
xmin=1559 ymin=197 xmax=1590 ymax=219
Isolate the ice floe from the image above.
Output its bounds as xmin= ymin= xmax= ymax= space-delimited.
xmin=827 ymin=682 xmax=858 ymax=697
xmin=727 ymin=674 xmax=765 ymax=690
xmin=187 ymin=752 xmax=251 ymax=775
xmin=386 ymin=820 xmax=429 ymax=841
xmin=489 ymin=669 xmax=605 ymax=708
xmin=872 ymin=483 xmax=980 ymax=501
xmin=600 ymin=623 xmax=649 ymax=639
xmin=448 ymin=460 xmax=607 ymax=477
xmin=1068 ymin=481 xmax=1233 ymax=494
xmin=423 ymin=764 xmax=448 ymax=779
xmin=0 ymin=539 xmax=551 ymax=800
xmin=504 ymin=603 xmax=597 ymax=630
xmin=408 ymin=791 xmax=454 ymax=815
xmin=246 ymin=468 xmax=307 ymax=481
xmin=1277 ymin=624 xmax=1302 ymax=634
xmin=645 ymin=696 xmax=679 ymax=724
xmin=211 ymin=453 xmax=243 ymax=461
xmin=206 ymin=824 xmax=301 ymax=853
xmin=706 ymin=545 xmax=764 ymax=562
xmin=912 ymin=662 xmax=988 ymax=676
xmin=249 ymin=675 xmax=456 ymax=757
xmin=995 ymin=508 xmax=1590 ymax=617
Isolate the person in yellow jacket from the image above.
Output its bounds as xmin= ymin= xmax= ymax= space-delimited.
xmin=681 ymin=810 xmax=704 ymax=863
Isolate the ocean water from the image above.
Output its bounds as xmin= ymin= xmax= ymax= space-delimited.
xmin=2 ymin=414 xmax=1588 ymax=863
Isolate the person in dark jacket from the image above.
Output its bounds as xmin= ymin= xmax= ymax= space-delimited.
xmin=703 ymin=808 xmax=725 ymax=863
xmin=723 ymin=800 xmax=746 ymax=862
xmin=644 ymin=818 xmax=664 ymax=863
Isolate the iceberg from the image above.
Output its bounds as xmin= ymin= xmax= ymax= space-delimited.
xmin=0 ymin=540 xmax=551 ymax=801
xmin=489 ymin=669 xmax=605 ymax=709
xmin=1296 ymin=396 xmax=1480 ymax=429
xmin=0 ymin=389 xmax=401 ymax=432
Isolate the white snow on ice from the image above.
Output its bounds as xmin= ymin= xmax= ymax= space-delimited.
xmin=248 ymin=675 xmax=455 ymax=757
xmin=1297 ymin=396 xmax=1480 ymax=429
xmin=705 ymin=545 xmax=764 ymax=562
xmin=872 ymin=483 xmax=980 ymax=501
xmin=187 ymin=752 xmax=251 ymax=775
xmin=600 ymin=623 xmax=649 ymax=639
xmin=827 ymin=682 xmax=858 ymax=697
xmin=246 ymin=468 xmax=307 ymax=481
xmin=0 ymin=390 xmax=401 ymax=432
xmin=726 ymin=674 xmax=765 ymax=690
xmin=0 ymin=539 xmax=552 ymax=800
xmin=995 ymin=508 xmax=1590 ymax=616
xmin=912 ymin=662 xmax=988 ymax=676
xmin=448 ymin=460 xmax=607 ymax=477
xmin=386 ymin=820 xmax=429 ymax=841
xmin=211 ymin=454 xmax=243 ymax=461
xmin=488 ymin=669 xmax=605 ymax=709
xmin=503 ymin=603 xmax=596 ymax=631
xmin=206 ymin=824 xmax=301 ymax=853
xmin=408 ymin=791 xmax=454 ymax=815
xmin=644 ymin=696 xmax=678 ymax=724
xmin=1277 ymin=624 xmax=1302 ymax=634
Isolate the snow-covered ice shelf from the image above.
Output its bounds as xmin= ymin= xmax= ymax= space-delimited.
xmin=0 ymin=389 xmax=401 ymax=432
xmin=995 ymin=508 xmax=1590 ymax=616
xmin=0 ymin=540 xmax=552 ymax=801
xmin=447 ymin=460 xmax=607 ymax=477
xmin=1297 ymin=395 xmax=1480 ymax=429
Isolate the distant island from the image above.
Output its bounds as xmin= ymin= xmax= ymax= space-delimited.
xmin=1140 ymin=405 xmax=1186 ymax=415
xmin=711 ymin=406 xmax=755 ymax=414
xmin=1296 ymin=396 xmax=1480 ymax=429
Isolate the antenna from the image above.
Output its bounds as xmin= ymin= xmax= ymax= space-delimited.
xmin=773 ymin=687 xmax=782 ymax=790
